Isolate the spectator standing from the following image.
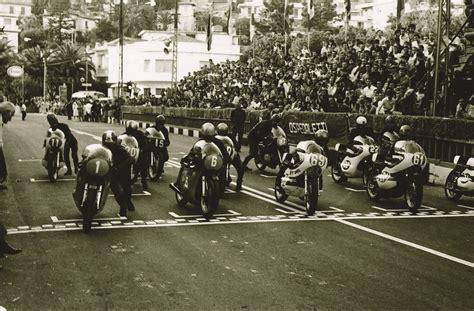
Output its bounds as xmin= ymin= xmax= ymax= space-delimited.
xmin=20 ymin=103 xmax=27 ymax=121
xmin=230 ymin=102 xmax=246 ymax=153
xmin=455 ymin=98 xmax=469 ymax=118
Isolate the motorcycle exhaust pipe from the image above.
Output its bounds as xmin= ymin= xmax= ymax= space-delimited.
xmin=169 ymin=183 xmax=184 ymax=196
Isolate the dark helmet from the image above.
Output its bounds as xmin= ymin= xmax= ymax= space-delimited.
xmin=356 ymin=116 xmax=367 ymax=128
xmin=314 ymin=129 xmax=329 ymax=147
xmin=384 ymin=115 xmax=395 ymax=126
xmin=200 ymin=122 xmax=216 ymax=138
xmin=399 ymin=125 xmax=413 ymax=140
xmin=216 ymin=122 xmax=229 ymax=136
xmin=271 ymin=113 xmax=281 ymax=126
xmin=125 ymin=120 xmax=138 ymax=134
xmin=102 ymin=130 xmax=117 ymax=148
xmin=155 ymin=114 xmax=166 ymax=126
xmin=47 ymin=113 xmax=58 ymax=126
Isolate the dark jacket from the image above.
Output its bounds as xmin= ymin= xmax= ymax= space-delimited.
xmin=52 ymin=123 xmax=76 ymax=142
xmin=349 ymin=127 xmax=374 ymax=142
xmin=151 ymin=125 xmax=170 ymax=147
xmin=230 ymin=108 xmax=246 ymax=132
xmin=248 ymin=120 xmax=274 ymax=141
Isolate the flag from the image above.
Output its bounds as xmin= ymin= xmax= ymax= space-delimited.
xmin=307 ymin=0 xmax=314 ymax=19
xmin=396 ymin=0 xmax=405 ymax=20
xmin=344 ymin=0 xmax=351 ymax=21
xmin=206 ymin=13 xmax=212 ymax=51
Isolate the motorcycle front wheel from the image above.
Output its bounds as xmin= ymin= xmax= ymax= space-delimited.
xmin=331 ymin=162 xmax=347 ymax=184
xmin=47 ymin=154 xmax=58 ymax=182
xmin=444 ymin=171 xmax=462 ymax=201
xmin=82 ymin=188 xmax=97 ymax=233
xmin=305 ymin=177 xmax=319 ymax=216
xmin=274 ymin=175 xmax=288 ymax=203
xmin=405 ymin=179 xmax=423 ymax=213
xmin=254 ymin=152 xmax=266 ymax=171
xmin=366 ymin=168 xmax=381 ymax=201
xmin=201 ymin=177 xmax=219 ymax=219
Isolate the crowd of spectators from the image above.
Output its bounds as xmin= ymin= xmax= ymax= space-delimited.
xmin=150 ymin=25 xmax=471 ymax=118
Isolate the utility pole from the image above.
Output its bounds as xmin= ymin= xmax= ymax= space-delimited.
xmin=85 ymin=57 xmax=89 ymax=92
xmin=43 ymin=57 xmax=47 ymax=103
xmin=432 ymin=0 xmax=451 ymax=116
xmin=171 ymin=0 xmax=178 ymax=87
xmin=118 ymin=0 xmax=124 ymax=97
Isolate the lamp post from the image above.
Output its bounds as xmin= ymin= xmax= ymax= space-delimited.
xmin=43 ymin=57 xmax=47 ymax=103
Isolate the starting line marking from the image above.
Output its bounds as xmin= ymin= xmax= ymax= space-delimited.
xmin=30 ymin=178 xmax=76 ymax=183
xmin=18 ymin=159 xmax=41 ymax=162
xmin=335 ymin=219 xmax=474 ymax=269
xmin=168 ymin=210 xmax=240 ymax=218
xmin=107 ymin=191 xmax=151 ymax=197
xmin=51 ymin=215 xmax=127 ymax=223
xmin=371 ymin=205 xmax=437 ymax=212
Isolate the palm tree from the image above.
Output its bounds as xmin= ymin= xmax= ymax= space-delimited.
xmin=0 ymin=40 xmax=14 ymax=94
xmin=156 ymin=11 xmax=174 ymax=31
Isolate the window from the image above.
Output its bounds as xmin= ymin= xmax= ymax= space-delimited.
xmin=144 ymin=88 xmax=151 ymax=97
xmin=144 ymin=59 xmax=150 ymax=72
xmin=155 ymin=88 xmax=162 ymax=95
xmin=4 ymin=18 xmax=11 ymax=25
xmin=85 ymin=21 xmax=88 ymax=29
xmin=20 ymin=7 xmax=25 ymax=15
xmin=9 ymin=6 xmax=14 ymax=14
xmin=155 ymin=60 xmax=172 ymax=72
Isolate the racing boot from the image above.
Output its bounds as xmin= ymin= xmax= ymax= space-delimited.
xmin=235 ymin=178 xmax=242 ymax=192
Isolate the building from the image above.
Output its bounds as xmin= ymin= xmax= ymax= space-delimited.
xmin=89 ymin=30 xmax=240 ymax=97
xmin=0 ymin=0 xmax=32 ymax=53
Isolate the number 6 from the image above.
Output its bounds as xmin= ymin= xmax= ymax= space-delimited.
xmin=211 ymin=156 xmax=217 ymax=167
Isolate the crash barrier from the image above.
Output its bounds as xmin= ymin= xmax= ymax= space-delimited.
xmin=122 ymin=106 xmax=474 ymax=162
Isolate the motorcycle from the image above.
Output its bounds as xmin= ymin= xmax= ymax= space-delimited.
xmin=254 ymin=126 xmax=289 ymax=171
xmin=170 ymin=140 xmax=224 ymax=219
xmin=144 ymin=127 xmax=167 ymax=180
xmin=73 ymin=144 xmax=113 ymax=232
xmin=444 ymin=156 xmax=474 ymax=201
xmin=366 ymin=140 xmax=427 ymax=213
xmin=42 ymin=128 xmax=66 ymax=182
xmin=117 ymin=134 xmax=139 ymax=181
xmin=215 ymin=134 xmax=236 ymax=196
xmin=274 ymin=141 xmax=328 ymax=216
xmin=332 ymin=135 xmax=380 ymax=185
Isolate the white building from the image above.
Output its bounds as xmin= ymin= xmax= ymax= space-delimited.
xmin=0 ymin=0 xmax=32 ymax=53
xmin=89 ymin=30 xmax=240 ymax=97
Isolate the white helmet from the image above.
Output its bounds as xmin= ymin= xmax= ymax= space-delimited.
xmin=356 ymin=116 xmax=367 ymax=126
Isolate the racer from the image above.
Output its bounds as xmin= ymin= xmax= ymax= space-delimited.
xmin=46 ymin=113 xmax=79 ymax=175
xmin=216 ymin=122 xmax=244 ymax=192
xmin=124 ymin=120 xmax=149 ymax=189
xmin=148 ymin=115 xmax=170 ymax=176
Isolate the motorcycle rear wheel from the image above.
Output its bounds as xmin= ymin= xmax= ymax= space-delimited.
xmin=82 ymin=188 xmax=97 ymax=233
xmin=331 ymin=162 xmax=347 ymax=184
xmin=47 ymin=155 xmax=58 ymax=182
xmin=305 ymin=178 xmax=319 ymax=216
xmin=201 ymin=178 xmax=219 ymax=219
xmin=444 ymin=171 xmax=462 ymax=201
xmin=405 ymin=179 xmax=423 ymax=213
xmin=149 ymin=154 xmax=162 ymax=180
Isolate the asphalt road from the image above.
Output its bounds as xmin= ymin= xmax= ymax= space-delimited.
xmin=0 ymin=113 xmax=473 ymax=310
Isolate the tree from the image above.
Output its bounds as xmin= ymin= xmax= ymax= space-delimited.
xmin=301 ymin=0 xmax=337 ymax=31
xmin=235 ymin=17 xmax=250 ymax=36
xmin=91 ymin=18 xmax=117 ymax=42
xmin=255 ymin=0 xmax=294 ymax=35
xmin=195 ymin=12 xmax=209 ymax=32
xmin=0 ymin=41 xmax=14 ymax=95
xmin=47 ymin=0 xmax=74 ymax=44
xmin=156 ymin=11 xmax=173 ymax=31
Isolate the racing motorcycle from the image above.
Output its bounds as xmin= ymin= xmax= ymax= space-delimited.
xmin=73 ymin=144 xmax=112 ymax=232
xmin=254 ymin=126 xmax=289 ymax=171
xmin=215 ymin=134 xmax=236 ymax=196
xmin=366 ymin=140 xmax=427 ymax=213
xmin=170 ymin=140 xmax=224 ymax=219
xmin=144 ymin=127 xmax=167 ymax=180
xmin=444 ymin=156 xmax=474 ymax=201
xmin=117 ymin=134 xmax=139 ymax=182
xmin=332 ymin=135 xmax=379 ymax=185
xmin=274 ymin=141 xmax=328 ymax=216
xmin=42 ymin=128 xmax=66 ymax=182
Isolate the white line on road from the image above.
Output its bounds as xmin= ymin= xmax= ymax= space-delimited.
xmin=275 ymin=208 xmax=302 ymax=215
xmin=168 ymin=210 xmax=241 ymax=218
xmin=71 ymin=129 xmax=101 ymax=141
xmin=458 ymin=204 xmax=474 ymax=210
xmin=371 ymin=205 xmax=437 ymax=212
xmin=30 ymin=178 xmax=76 ymax=183
xmin=335 ymin=219 xmax=474 ymax=268
xmin=345 ymin=187 xmax=366 ymax=192
xmin=259 ymin=174 xmax=276 ymax=178
xmin=107 ymin=191 xmax=151 ymax=197
xmin=18 ymin=159 xmax=41 ymax=162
